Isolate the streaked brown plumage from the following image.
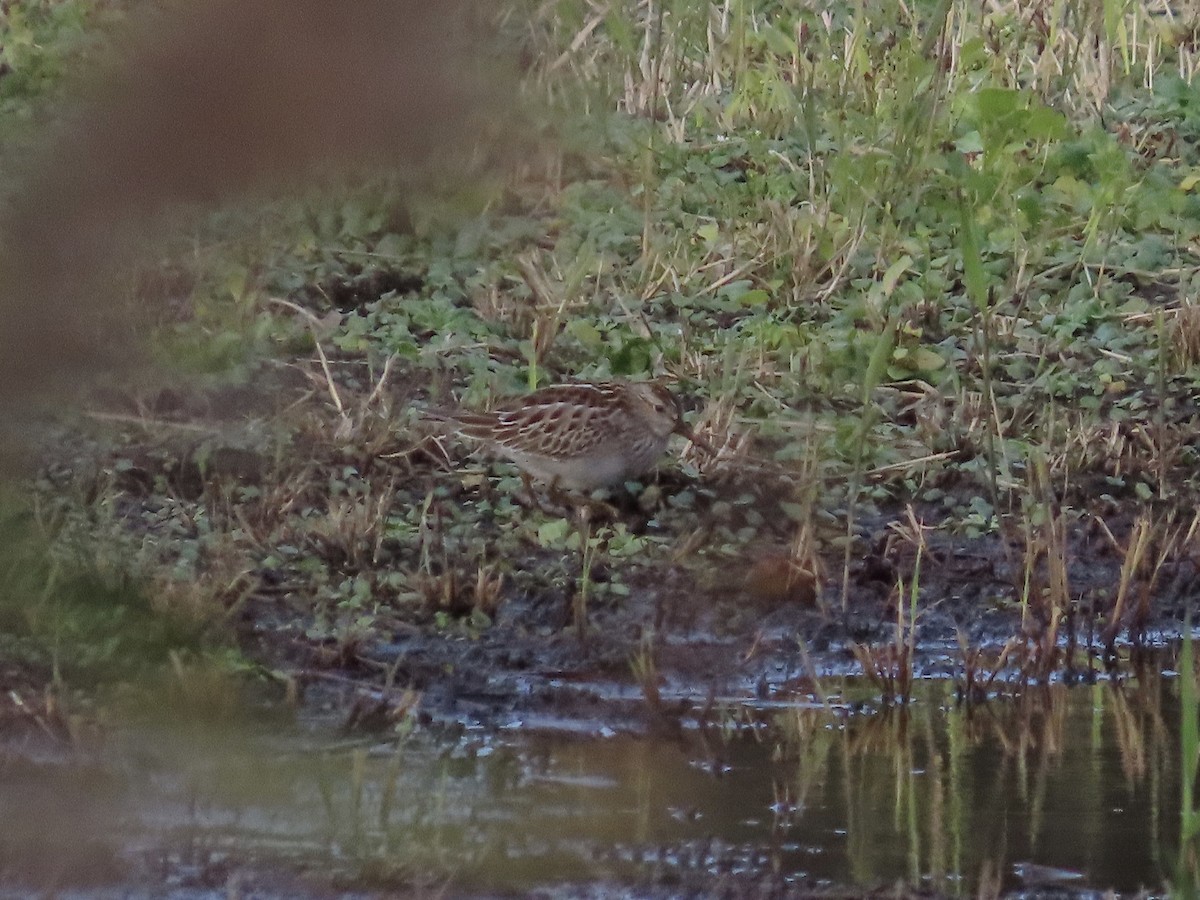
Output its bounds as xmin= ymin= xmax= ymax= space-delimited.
xmin=426 ymin=380 xmax=691 ymax=491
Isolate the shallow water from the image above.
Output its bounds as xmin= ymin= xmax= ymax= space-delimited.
xmin=0 ymin=673 xmax=1191 ymax=896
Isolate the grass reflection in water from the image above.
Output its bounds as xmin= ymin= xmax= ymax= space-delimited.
xmin=0 ymin=672 xmax=1191 ymax=896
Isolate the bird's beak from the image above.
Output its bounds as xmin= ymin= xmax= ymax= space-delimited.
xmin=675 ymin=421 xmax=717 ymax=456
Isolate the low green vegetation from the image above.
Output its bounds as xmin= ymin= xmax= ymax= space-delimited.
xmin=9 ymin=0 xmax=1200 ymax=895
xmin=3 ymin=0 xmax=1200 ymax=708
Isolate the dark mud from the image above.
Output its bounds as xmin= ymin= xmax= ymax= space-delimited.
xmin=27 ymin=363 xmax=1200 ymax=736
xmin=7 ymin=365 xmax=1200 ymax=898
xmin=293 ymin=513 xmax=1200 ymax=738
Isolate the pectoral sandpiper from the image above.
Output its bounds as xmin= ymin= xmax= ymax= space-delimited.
xmin=425 ymin=380 xmax=694 ymax=492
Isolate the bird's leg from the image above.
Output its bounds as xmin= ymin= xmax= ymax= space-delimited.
xmin=546 ymin=478 xmax=579 ymax=516
xmin=513 ymin=472 xmax=564 ymax=513
xmin=574 ymin=488 xmax=620 ymax=523
xmin=516 ymin=471 xmax=541 ymax=510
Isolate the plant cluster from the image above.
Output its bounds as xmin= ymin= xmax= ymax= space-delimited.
xmin=5 ymin=0 xmax=1200 ymax=710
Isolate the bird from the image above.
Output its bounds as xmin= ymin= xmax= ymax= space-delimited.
xmin=424 ymin=380 xmax=696 ymax=492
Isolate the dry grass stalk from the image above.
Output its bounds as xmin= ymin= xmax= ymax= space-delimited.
xmin=304 ymin=482 xmax=397 ymax=571
xmin=679 ymin=391 xmax=754 ymax=480
xmin=1170 ymin=298 xmax=1200 ymax=369
xmin=1096 ymin=512 xmax=1196 ymax=645
xmin=956 ymin=633 xmax=1020 ymax=702
xmin=629 ymin=628 xmax=662 ymax=714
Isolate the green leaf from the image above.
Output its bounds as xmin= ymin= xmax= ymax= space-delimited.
xmin=1025 ymin=106 xmax=1068 ymax=142
xmin=911 ymin=347 xmax=945 ymax=371
xmin=780 ymin=502 xmax=808 ymax=521
xmin=375 ymin=233 xmax=404 ymax=258
xmin=608 ymin=336 xmax=653 ymax=375
xmin=567 ymin=320 xmax=603 ymax=349
xmin=863 ymin=318 xmax=898 ymax=402
xmin=974 ymin=88 xmax=1022 ymax=121
xmin=537 ymin=519 xmax=571 ymax=546
xmin=958 ymin=194 xmax=988 ymax=311
xmin=737 ymin=289 xmax=770 ymax=306
xmin=881 ymin=255 xmax=913 ymax=296
xmin=955 ymin=131 xmax=984 ymax=155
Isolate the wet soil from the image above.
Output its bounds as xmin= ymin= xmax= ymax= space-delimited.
xmin=288 ymin=511 xmax=1199 ymax=739
xmin=7 ymin=363 xmax=1200 ymax=897
xmin=27 ymin=362 xmax=1200 ymax=736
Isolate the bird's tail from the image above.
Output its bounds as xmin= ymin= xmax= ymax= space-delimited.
xmin=419 ymin=406 xmax=495 ymax=441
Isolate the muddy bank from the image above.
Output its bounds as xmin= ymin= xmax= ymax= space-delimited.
xmin=4 ymin=363 xmax=1198 ymax=897
xmin=282 ymin=511 xmax=1200 ymax=737
xmin=15 ymin=363 xmax=1199 ymax=742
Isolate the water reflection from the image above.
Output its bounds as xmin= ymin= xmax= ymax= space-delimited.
xmin=0 ymin=673 xmax=1189 ymax=895
xmin=769 ymin=677 xmax=1177 ymax=893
